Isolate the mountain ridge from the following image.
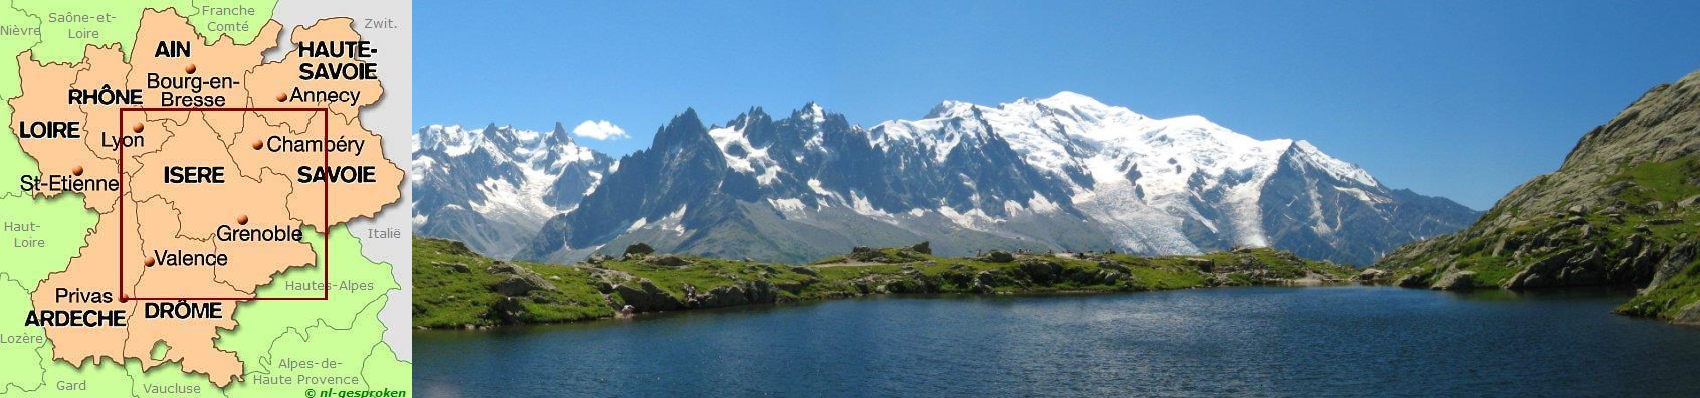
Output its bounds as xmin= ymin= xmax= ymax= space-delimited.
xmin=412 ymin=122 xmax=615 ymax=258
xmin=408 ymin=92 xmax=1482 ymax=265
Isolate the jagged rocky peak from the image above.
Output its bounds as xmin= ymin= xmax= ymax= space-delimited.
xmin=411 ymin=121 xmax=616 ymax=259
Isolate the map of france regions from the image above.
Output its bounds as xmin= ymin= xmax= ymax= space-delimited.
xmin=0 ymin=1 xmax=410 ymax=396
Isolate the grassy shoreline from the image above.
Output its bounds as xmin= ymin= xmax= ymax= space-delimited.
xmin=414 ymin=238 xmax=1359 ymax=330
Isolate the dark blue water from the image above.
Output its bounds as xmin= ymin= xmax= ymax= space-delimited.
xmin=414 ymin=286 xmax=1700 ymax=397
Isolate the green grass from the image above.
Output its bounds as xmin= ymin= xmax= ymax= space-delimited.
xmin=1611 ymin=157 xmax=1700 ymax=205
xmin=1381 ymin=156 xmax=1700 ymax=322
xmin=1619 ymin=256 xmax=1700 ymax=319
xmin=413 ymin=238 xmax=612 ymax=328
xmin=598 ymin=258 xmax=816 ymax=301
xmin=415 ymin=239 xmax=1361 ymax=328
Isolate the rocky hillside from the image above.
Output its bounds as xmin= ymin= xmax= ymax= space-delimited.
xmin=414 ymin=237 xmax=1354 ymax=329
xmin=1373 ymin=70 xmax=1700 ymax=325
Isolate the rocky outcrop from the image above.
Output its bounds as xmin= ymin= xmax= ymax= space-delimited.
xmin=1017 ymin=259 xmax=1063 ymax=283
xmin=493 ymin=272 xmax=556 ymax=296
xmin=1430 ymin=271 xmax=1476 ymax=291
xmin=623 ymin=243 xmax=655 ymax=258
xmin=642 ymin=254 xmax=692 ymax=267
xmin=1645 ymin=240 xmax=1698 ymax=292
xmin=480 ymin=260 xmax=562 ymax=323
xmin=1394 ymin=273 xmax=1427 ymax=288
xmin=483 ymin=261 xmax=557 ymax=295
xmin=1186 ymin=258 xmax=1215 ymax=272
xmin=1675 ymin=301 xmax=1700 ymax=326
xmin=613 ymin=279 xmax=683 ymax=312
xmin=910 ymin=241 xmax=932 ymax=255
xmin=691 ymin=281 xmax=806 ymax=308
xmin=844 ymin=246 xmax=928 ymax=264
xmin=1354 ymin=268 xmax=1391 ymax=282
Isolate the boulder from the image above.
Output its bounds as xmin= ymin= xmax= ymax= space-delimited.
xmin=485 ymin=261 xmax=522 ymax=274
xmin=1674 ymin=301 xmax=1700 ymax=326
xmin=848 ymin=246 xmax=883 ymax=262
xmin=1394 ymin=273 xmax=1427 ymax=288
xmin=1430 ymin=271 xmax=1477 ymax=291
xmin=440 ymin=240 xmax=476 ymax=256
xmin=491 ymin=297 xmax=527 ymax=324
xmin=1017 ymin=259 xmax=1062 ymax=282
xmin=623 ymin=242 xmax=655 ymax=257
xmin=643 ymin=255 xmax=692 ymax=267
xmin=910 ymin=241 xmax=932 ymax=255
xmin=492 ymin=272 xmax=556 ymax=296
xmin=613 ymin=279 xmax=683 ymax=312
xmin=1094 ymin=269 xmax=1124 ymax=284
xmin=698 ymin=285 xmax=751 ymax=308
xmin=789 ymin=265 xmax=820 ymax=277
xmin=1506 ymin=250 xmax=1576 ymax=288
xmin=941 ymin=270 xmax=973 ymax=285
xmin=1646 ymin=240 xmax=1697 ymax=291
xmin=1566 ymin=204 xmax=1590 ymax=216
xmin=1353 ymin=268 xmax=1391 ymax=282
xmin=434 ymin=261 xmax=470 ymax=273
xmin=970 ymin=271 xmax=999 ymax=293
xmin=1677 ymin=195 xmax=1700 ymax=209
xmin=981 ymin=250 xmax=1016 ymax=263
xmin=1185 ymin=258 xmax=1215 ymax=272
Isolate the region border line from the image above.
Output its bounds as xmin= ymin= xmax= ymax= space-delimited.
xmin=116 ymin=106 xmax=332 ymax=302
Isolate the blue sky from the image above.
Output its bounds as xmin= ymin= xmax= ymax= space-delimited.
xmin=416 ymin=0 xmax=1700 ymax=210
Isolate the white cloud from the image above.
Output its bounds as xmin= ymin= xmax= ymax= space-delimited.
xmin=571 ymin=120 xmax=628 ymax=140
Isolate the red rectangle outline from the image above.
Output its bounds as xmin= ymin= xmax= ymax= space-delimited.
xmin=117 ymin=107 xmax=331 ymax=302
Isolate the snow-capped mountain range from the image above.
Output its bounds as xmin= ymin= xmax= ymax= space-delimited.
xmin=412 ymin=122 xmax=612 ymax=257
xmin=414 ymin=92 xmax=1480 ymax=264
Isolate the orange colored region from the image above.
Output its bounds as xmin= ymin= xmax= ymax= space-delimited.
xmin=246 ymin=17 xmax=383 ymax=124
xmin=9 ymin=8 xmax=396 ymax=388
